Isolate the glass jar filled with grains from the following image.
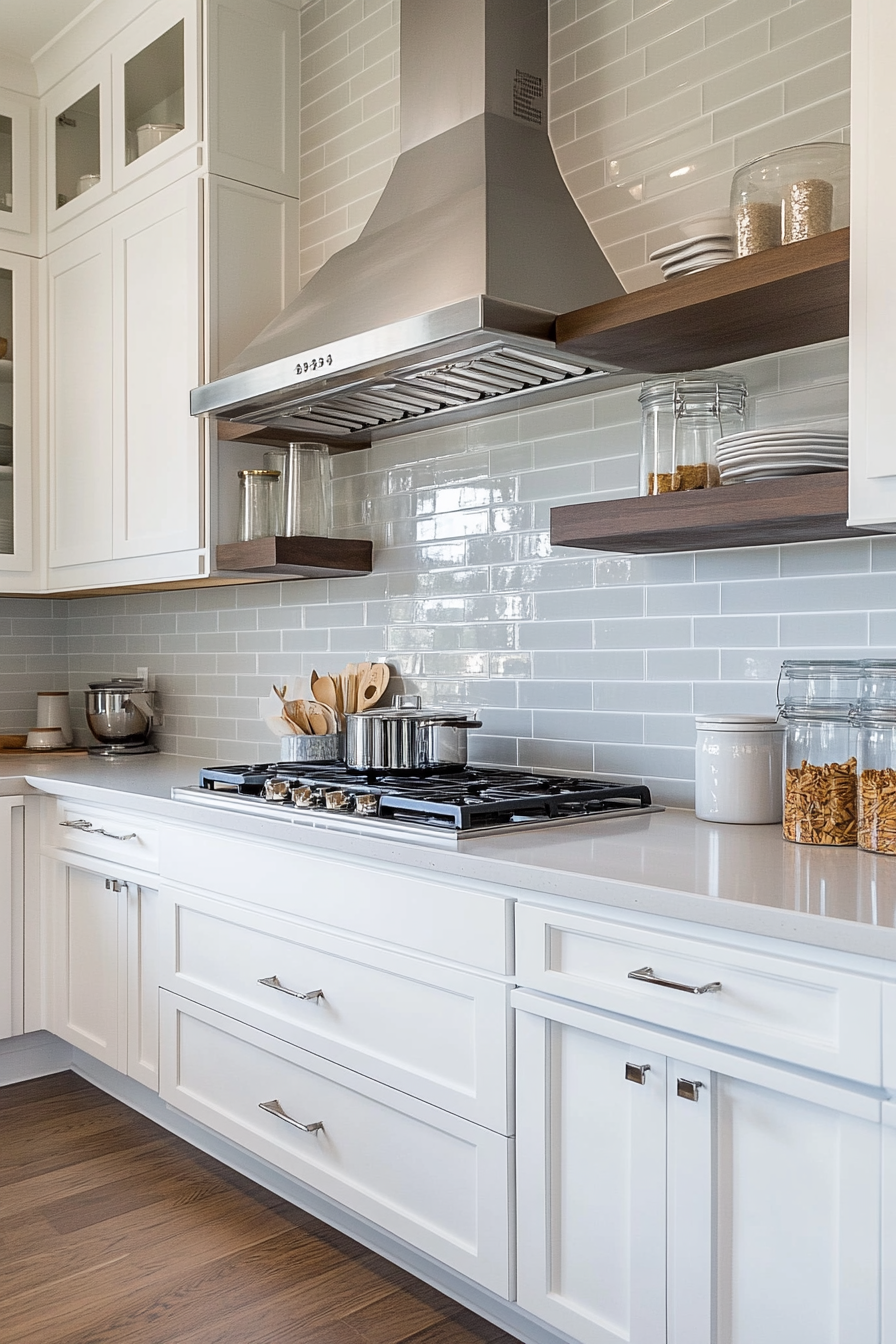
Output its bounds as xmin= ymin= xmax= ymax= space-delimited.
xmin=855 ymin=660 xmax=896 ymax=854
xmin=778 ymin=660 xmax=862 ymax=846
xmin=639 ymin=373 xmax=747 ymax=496
xmin=730 ymin=142 xmax=850 ymax=257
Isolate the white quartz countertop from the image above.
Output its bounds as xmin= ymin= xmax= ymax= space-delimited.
xmin=9 ymin=753 xmax=896 ymax=963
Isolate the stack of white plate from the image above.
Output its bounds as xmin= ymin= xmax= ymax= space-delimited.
xmin=715 ymin=428 xmax=848 ymax=483
xmin=648 ymin=233 xmax=735 ymax=279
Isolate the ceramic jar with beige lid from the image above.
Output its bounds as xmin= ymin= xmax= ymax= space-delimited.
xmin=695 ymin=714 xmax=785 ymax=824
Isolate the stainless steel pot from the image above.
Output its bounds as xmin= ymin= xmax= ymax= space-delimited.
xmin=345 ymin=696 xmax=482 ymax=772
xmin=85 ymin=679 xmax=157 ymax=752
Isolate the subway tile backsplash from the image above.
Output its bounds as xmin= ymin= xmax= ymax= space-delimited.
xmin=2 ymin=0 xmax=868 ymax=809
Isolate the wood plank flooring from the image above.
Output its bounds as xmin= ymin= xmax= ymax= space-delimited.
xmin=0 ymin=1072 xmax=519 ymax=1344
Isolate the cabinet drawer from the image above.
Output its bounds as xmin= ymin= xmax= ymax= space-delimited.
xmin=159 ymin=992 xmax=512 ymax=1297
xmin=516 ymin=904 xmax=882 ymax=1085
xmin=161 ymin=826 xmax=512 ymax=973
xmin=44 ymin=798 xmax=159 ymax=872
xmin=160 ymin=886 xmax=511 ymax=1132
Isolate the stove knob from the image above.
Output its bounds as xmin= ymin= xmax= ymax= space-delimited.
xmin=291 ymin=785 xmax=314 ymax=808
xmin=311 ymin=788 xmax=330 ymax=806
xmin=324 ymin=790 xmax=349 ymax=811
xmin=263 ymin=779 xmax=290 ymax=802
xmin=355 ymin=794 xmax=378 ymax=816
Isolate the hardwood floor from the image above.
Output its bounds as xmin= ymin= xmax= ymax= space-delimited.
xmin=0 ymin=1072 xmax=519 ymax=1344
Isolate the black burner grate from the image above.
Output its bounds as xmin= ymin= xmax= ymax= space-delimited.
xmin=197 ymin=763 xmax=652 ymax=832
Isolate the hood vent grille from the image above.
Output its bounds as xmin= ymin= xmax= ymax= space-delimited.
xmin=247 ymin=343 xmax=609 ymax=441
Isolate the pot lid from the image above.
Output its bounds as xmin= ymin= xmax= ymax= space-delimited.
xmin=355 ymin=695 xmax=480 ymax=723
xmin=88 ymin=678 xmax=146 ymax=690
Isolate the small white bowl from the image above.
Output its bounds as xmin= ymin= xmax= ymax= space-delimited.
xmin=26 ymin=727 xmax=66 ymax=751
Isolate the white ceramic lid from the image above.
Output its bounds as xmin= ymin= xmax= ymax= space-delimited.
xmin=695 ymin=714 xmax=784 ymax=732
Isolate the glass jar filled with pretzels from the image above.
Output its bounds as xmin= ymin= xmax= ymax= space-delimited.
xmin=855 ymin=661 xmax=896 ymax=855
xmin=778 ymin=660 xmax=861 ymax=847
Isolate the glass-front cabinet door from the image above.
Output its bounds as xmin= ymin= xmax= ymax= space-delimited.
xmin=0 ymin=95 xmax=33 ymax=237
xmin=46 ymin=54 xmax=112 ymax=232
xmin=112 ymin=0 xmax=199 ymax=191
xmin=0 ymin=250 xmax=35 ymax=576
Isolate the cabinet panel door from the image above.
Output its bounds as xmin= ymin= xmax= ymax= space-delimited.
xmin=884 ymin=1105 xmax=896 ymax=1344
xmin=50 ymin=866 xmax=125 ymax=1070
xmin=127 ymin=883 xmax=159 ymax=1091
xmin=0 ymin=798 xmax=24 ymax=1040
xmin=207 ymin=0 xmax=299 ymax=197
xmin=47 ymin=229 xmax=113 ymax=569
xmin=111 ymin=176 xmax=202 ymax=559
xmin=207 ymin=175 xmax=299 ymax=380
xmin=516 ymin=1009 xmax=667 ymax=1344
xmin=710 ymin=1072 xmax=880 ymax=1344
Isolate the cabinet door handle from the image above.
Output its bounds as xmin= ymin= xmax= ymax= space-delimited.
xmin=104 ymin=878 xmax=127 ymax=894
xmin=259 ymin=1099 xmax=323 ymax=1133
xmin=677 ymin=1078 xmax=704 ymax=1103
xmin=628 ymin=965 xmax=721 ymax=995
xmin=625 ymin=1063 xmax=650 ymax=1085
xmin=60 ymin=819 xmax=137 ymax=841
xmin=258 ymin=974 xmax=323 ymax=1002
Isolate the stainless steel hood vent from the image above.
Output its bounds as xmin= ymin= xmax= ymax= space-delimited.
xmin=191 ymin=0 xmax=626 ymax=444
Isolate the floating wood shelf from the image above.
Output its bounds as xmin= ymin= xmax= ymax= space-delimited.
xmin=556 ymin=228 xmax=849 ymax=373
xmin=215 ymin=535 xmax=373 ymax=577
xmin=550 ymin=473 xmax=886 ymax=555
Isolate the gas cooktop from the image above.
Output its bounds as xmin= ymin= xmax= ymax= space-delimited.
xmin=172 ymin=763 xmax=661 ymax=845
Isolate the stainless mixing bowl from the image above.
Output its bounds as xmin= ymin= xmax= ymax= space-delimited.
xmin=85 ymin=679 xmax=155 ymax=748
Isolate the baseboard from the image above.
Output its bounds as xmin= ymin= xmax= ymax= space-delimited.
xmin=0 ymin=1031 xmax=73 ymax=1085
xmin=69 ymin=1050 xmax=572 ymax=1344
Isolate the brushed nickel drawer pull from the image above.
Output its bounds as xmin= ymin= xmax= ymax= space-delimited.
xmin=677 ymin=1078 xmax=704 ymax=1102
xmin=259 ymin=1099 xmax=323 ymax=1133
xmin=625 ymin=1063 xmax=650 ymax=1085
xmin=60 ymin=819 xmax=137 ymax=841
xmin=258 ymin=974 xmax=323 ymax=1002
xmin=628 ymin=966 xmax=721 ymax=995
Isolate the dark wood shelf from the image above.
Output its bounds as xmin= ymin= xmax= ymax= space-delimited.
xmin=550 ymin=473 xmax=886 ymax=555
xmin=556 ymin=228 xmax=849 ymax=373
xmin=215 ymin=535 xmax=373 ymax=577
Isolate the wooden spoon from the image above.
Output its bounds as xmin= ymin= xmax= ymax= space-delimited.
xmin=358 ymin=663 xmax=390 ymax=708
xmin=313 ymin=675 xmax=338 ymax=712
xmin=306 ymin=702 xmax=330 ymax=736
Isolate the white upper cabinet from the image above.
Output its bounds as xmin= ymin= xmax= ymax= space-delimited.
xmin=0 ymin=250 xmax=36 ymax=579
xmin=45 ymin=54 xmax=113 ymax=234
xmin=206 ymin=0 xmax=299 ymax=198
xmin=0 ymin=93 xmax=35 ymax=243
xmin=111 ymin=0 xmax=200 ymax=194
xmin=849 ymin=0 xmax=896 ymax=531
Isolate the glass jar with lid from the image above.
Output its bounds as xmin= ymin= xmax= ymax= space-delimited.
xmin=856 ymin=711 xmax=896 ymax=854
xmin=639 ymin=373 xmax=747 ymax=496
xmin=781 ymin=709 xmax=857 ymax=846
xmin=858 ymin=659 xmax=896 ymax=713
xmin=777 ymin=659 xmax=862 ymax=715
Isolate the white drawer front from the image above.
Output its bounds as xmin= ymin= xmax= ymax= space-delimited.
xmin=45 ymin=798 xmax=159 ymax=873
xmin=161 ymin=825 xmax=511 ymax=973
xmin=160 ymin=886 xmax=511 ymax=1132
xmin=516 ymin=905 xmax=882 ymax=1085
xmin=159 ymin=991 xmax=513 ymax=1297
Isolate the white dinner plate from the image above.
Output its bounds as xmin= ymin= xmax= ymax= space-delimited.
xmin=721 ymin=461 xmax=847 ymax=480
xmin=649 ymin=233 xmax=734 ymax=261
xmin=716 ymin=428 xmax=848 ymax=446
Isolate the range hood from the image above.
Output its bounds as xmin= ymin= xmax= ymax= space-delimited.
xmin=191 ymin=0 xmax=627 ymax=446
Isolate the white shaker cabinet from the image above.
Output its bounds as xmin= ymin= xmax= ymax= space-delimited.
xmin=41 ymin=860 xmax=160 ymax=1090
xmin=47 ymin=175 xmax=203 ymax=586
xmin=515 ymin=991 xmax=882 ymax=1344
xmin=849 ymin=0 xmax=896 ymax=529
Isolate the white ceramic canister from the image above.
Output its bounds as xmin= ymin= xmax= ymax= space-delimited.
xmin=695 ymin=714 xmax=785 ymax=824
xmin=36 ymin=690 xmax=73 ymax=745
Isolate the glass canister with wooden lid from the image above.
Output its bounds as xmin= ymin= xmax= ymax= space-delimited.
xmin=639 ymin=373 xmax=747 ymax=496
xmin=778 ymin=660 xmax=861 ymax=846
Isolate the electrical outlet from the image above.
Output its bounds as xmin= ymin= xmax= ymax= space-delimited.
xmin=136 ymin=666 xmax=155 ymax=691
